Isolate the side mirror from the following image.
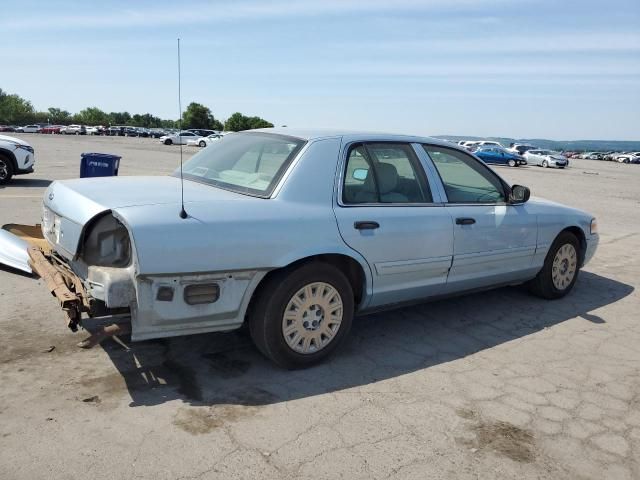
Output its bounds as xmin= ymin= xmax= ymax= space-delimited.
xmin=509 ymin=185 xmax=530 ymax=204
xmin=352 ymin=168 xmax=368 ymax=181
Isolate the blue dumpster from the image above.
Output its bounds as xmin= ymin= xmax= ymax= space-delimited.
xmin=80 ymin=153 xmax=121 ymax=178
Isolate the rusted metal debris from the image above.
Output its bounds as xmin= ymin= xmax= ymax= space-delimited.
xmin=27 ymin=247 xmax=87 ymax=332
xmin=77 ymin=323 xmax=132 ymax=349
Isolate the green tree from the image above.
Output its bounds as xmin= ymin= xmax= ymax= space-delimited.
xmin=76 ymin=107 xmax=110 ymax=126
xmin=0 ymin=88 xmax=36 ymax=124
xmin=182 ymin=102 xmax=216 ymax=129
xmin=224 ymin=112 xmax=273 ymax=131
xmin=108 ymin=111 xmax=132 ymax=125
xmin=47 ymin=107 xmax=71 ymax=124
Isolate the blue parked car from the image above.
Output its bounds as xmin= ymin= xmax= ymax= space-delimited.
xmin=474 ymin=146 xmax=527 ymax=167
xmin=0 ymin=129 xmax=598 ymax=368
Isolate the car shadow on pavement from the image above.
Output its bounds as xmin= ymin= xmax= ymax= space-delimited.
xmin=96 ymin=271 xmax=633 ymax=408
xmin=0 ymin=178 xmax=52 ymax=189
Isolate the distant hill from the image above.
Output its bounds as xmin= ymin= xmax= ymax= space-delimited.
xmin=434 ymin=135 xmax=640 ymax=152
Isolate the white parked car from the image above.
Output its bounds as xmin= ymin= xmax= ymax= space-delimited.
xmin=614 ymin=152 xmax=640 ymax=164
xmin=187 ymin=134 xmax=223 ymax=147
xmin=60 ymin=125 xmax=86 ymax=135
xmin=523 ymin=150 xmax=569 ymax=168
xmin=0 ymin=134 xmax=35 ymax=184
xmin=22 ymin=124 xmax=42 ymax=133
xmin=86 ymin=126 xmax=102 ymax=135
xmin=159 ymin=131 xmax=199 ymax=145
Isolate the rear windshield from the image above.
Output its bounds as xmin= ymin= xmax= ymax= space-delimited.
xmin=176 ymin=132 xmax=305 ymax=197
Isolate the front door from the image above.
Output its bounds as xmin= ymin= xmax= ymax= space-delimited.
xmin=333 ymin=142 xmax=453 ymax=308
xmin=421 ymin=144 xmax=538 ymax=293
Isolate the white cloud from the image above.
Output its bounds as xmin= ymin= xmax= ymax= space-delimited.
xmin=0 ymin=0 xmax=523 ymax=30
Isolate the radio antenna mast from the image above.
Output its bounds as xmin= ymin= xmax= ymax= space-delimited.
xmin=177 ymin=38 xmax=188 ymax=219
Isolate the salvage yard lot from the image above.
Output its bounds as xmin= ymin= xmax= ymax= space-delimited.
xmin=1 ymin=134 xmax=639 ymax=480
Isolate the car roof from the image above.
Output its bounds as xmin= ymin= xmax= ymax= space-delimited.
xmin=247 ymin=127 xmax=455 ymax=148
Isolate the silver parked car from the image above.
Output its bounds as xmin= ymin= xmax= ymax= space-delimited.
xmin=524 ymin=150 xmax=569 ymax=168
xmin=0 ymin=129 xmax=599 ymax=368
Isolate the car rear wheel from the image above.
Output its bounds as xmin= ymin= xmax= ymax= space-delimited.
xmin=164 ymin=139 xmax=172 ymax=145
xmin=542 ymin=160 xmax=548 ymax=168
xmin=0 ymin=156 xmax=14 ymax=184
xmin=528 ymin=231 xmax=580 ymax=299
xmin=249 ymin=262 xmax=354 ymax=369
xmin=508 ymin=159 xmax=516 ymax=167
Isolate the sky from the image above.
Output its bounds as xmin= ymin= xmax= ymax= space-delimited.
xmin=2 ymin=0 xmax=639 ymax=140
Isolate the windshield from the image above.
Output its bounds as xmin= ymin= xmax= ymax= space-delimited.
xmin=175 ymin=132 xmax=306 ymax=197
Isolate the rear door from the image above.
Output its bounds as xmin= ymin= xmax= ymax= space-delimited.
xmin=421 ymin=144 xmax=538 ymax=293
xmin=333 ymin=142 xmax=453 ymax=308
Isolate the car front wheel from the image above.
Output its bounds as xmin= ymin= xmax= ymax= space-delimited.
xmin=199 ymin=141 xmax=206 ymax=147
xmin=528 ymin=231 xmax=581 ymax=299
xmin=508 ymin=159 xmax=517 ymax=167
xmin=249 ymin=262 xmax=354 ymax=369
xmin=0 ymin=156 xmax=14 ymax=184
xmin=164 ymin=139 xmax=172 ymax=145
xmin=542 ymin=160 xmax=548 ymax=168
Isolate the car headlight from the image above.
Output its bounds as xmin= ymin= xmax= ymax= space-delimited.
xmin=590 ymin=218 xmax=598 ymax=235
xmin=83 ymin=214 xmax=131 ymax=267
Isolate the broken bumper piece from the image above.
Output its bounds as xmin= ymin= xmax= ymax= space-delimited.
xmin=0 ymin=229 xmax=32 ymax=273
xmin=27 ymin=246 xmax=88 ymax=332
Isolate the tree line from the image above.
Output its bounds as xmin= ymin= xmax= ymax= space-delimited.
xmin=0 ymin=88 xmax=274 ymax=131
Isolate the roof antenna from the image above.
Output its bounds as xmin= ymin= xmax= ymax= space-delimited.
xmin=177 ymin=38 xmax=188 ymax=219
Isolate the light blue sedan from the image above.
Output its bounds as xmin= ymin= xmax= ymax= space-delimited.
xmin=3 ymin=129 xmax=599 ymax=368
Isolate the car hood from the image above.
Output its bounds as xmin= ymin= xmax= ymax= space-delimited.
xmin=548 ymin=155 xmax=567 ymax=161
xmin=0 ymin=134 xmax=31 ymax=146
xmin=44 ymin=176 xmax=249 ymax=226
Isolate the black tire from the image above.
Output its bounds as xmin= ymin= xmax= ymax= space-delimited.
xmin=542 ymin=160 xmax=548 ymax=168
xmin=249 ymin=262 xmax=354 ymax=369
xmin=164 ymin=139 xmax=172 ymax=145
xmin=528 ymin=231 xmax=581 ymax=299
xmin=199 ymin=141 xmax=206 ymax=147
xmin=0 ymin=155 xmax=14 ymax=184
xmin=508 ymin=159 xmax=516 ymax=167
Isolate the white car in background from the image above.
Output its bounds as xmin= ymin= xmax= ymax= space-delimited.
xmin=22 ymin=124 xmax=42 ymax=133
xmin=0 ymin=134 xmax=35 ymax=184
xmin=187 ymin=134 xmax=224 ymax=147
xmin=159 ymin=131 xmax=199 ymax=145
xmin=523 ymin=150 xmax=569 ymax=168
xmin=614 ymin=152 xmax=640 ymax=164
xmin=60 ymin=125 xmax=86 ymax=135
xmin=86 ymin=126 xmax=104 ymax=135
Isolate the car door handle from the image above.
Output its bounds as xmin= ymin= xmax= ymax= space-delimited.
xmin=354 ymin=221 xmax=380 ymax=230
xmin=455 ymin=217 xmax=476 ymax=225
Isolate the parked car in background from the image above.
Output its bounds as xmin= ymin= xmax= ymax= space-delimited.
xmin=12 ymin=126 xmax=24 ymax=133
xmin=507 ymin=144 xmax=536 ymax=155
xmin=0 ymin=134 xmax=35 ymax=184
xmin=1 ymin=129 xmax=598 ymax=368
xmin=474 ymin=146 xmax=526 ymax=167
xmin=41 ymin=125 xmax=63 ymax=134
xmin=148 ymin=128 xmax=167 ymax=138
xmin=187 ymin=129 xmax=220 ymax=137
xmin=187 ymin=134 xmax=224 ymax=147
xmin=86 ymin=126 xmax=100 ymax=135
xmin=60 ymin=125 xmax=86 ymax=135
xmin=523 ymin=150 xmax=568 ymax=168
xmin=22 ymin=125 xmax=42 ymax=133
xmin=0 ymin=126 xmax=16 ymax=132
xmin=159 ymin=130 xmax=199 ymax=145
xmin=614 ymin=152 xmax=640 ymax=164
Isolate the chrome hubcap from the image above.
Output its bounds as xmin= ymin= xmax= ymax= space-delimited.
xmin=0 ymin=160 xmax=7 ymax=180
xmin=282 ymin=282 xmax=343 ymax=354
xmin=552 ymin=244 xmax=577 ymax=290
